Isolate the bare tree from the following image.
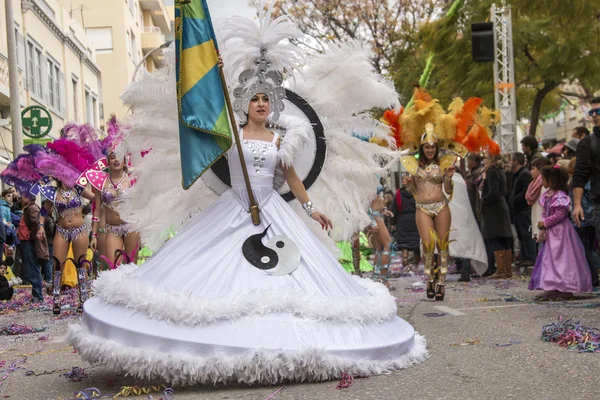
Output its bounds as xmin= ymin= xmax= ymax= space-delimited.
xmin=250 ymin=0 xmax=445 ymax=74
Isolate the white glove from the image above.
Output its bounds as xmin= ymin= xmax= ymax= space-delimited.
xmin=13 ymin=277 xmax=22 ymax=285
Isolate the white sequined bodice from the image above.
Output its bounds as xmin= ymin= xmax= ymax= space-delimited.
xmin=228 ymin=130 xmax=279 ymax=188
xmin=227 ymin=130 xmax=280 ymax=210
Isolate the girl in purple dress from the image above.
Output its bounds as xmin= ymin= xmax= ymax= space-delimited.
xmin=529 ymin=165 xmax=592 ymax=299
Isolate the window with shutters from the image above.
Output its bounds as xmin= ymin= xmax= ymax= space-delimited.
xmin=35 ymin=50 xmax=42 ymax=97
xmin=86 ymin=27 xmax=113 ymax=54
xmin=85 ymin=89 xmax=93 ymax=126
xmin=92 ymin=96 xmax=98 ymax=128
xmin=130 ymin=31 xmax=137 ymax=63
xmin=72 ymin=76 xmax=78 ymax=121
xmin=27 ymin=41 xmax=43 ymax=98
xmin=46 ymin=58 xmax=60 ymax=109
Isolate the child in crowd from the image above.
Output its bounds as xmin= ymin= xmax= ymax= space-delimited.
xmin=526 ymin=157 xmax=552 ymax=242
xmin=0 ymin=262 xmax=19 ymax=301
xmin=528 ymin=165 xmax=592 ymax=299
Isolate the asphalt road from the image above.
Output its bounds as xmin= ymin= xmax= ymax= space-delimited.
xmin=1 ymin=274 xmax=599 ymax=400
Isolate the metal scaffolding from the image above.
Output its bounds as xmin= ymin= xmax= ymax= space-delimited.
xmin=492 ymin=3 xmax=518 ymax=153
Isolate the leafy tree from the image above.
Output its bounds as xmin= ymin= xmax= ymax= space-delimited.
xmin=392 ymin=0 xmax=600 ymax=135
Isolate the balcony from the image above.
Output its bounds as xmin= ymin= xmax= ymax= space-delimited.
xmin=141 ymin=27 xmax=167 ymax=68
xmin=0 ymin=55 xmax=27 ymax=107
xmin=142 ymin=26 xmax=165 ymax=53
xmin=140 ymin=0 xmax=171 ymax=34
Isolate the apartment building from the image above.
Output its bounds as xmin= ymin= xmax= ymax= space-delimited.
xmin=64 ymin=0 xmax=172 ymax=119
xmin=0 ymin=0 xmax=102 ymax=166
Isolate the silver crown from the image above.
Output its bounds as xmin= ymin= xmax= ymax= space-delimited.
xmin=232 ymin=48 xmax=286 ymax=125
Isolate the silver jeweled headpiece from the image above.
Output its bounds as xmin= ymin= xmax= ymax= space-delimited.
xmin=232 ymin=48 xmax=286 ymax=125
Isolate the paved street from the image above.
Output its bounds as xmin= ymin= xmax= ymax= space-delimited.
xmin=1 ymin=274 xmax=599 ymax=400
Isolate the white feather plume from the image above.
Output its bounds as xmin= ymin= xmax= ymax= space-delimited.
xmin=114 ymin=46 xmax=218 ymax=251
xmin=294 ymin=40 xmax=399 ymax=118
xmin=290 ymin=41 xmax=401 ymax=240
xmin=219 ymin=0 xmax=303 ymax=89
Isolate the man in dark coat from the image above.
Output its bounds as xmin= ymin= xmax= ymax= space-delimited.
xmin=510 ymin=152 xmax=536 ymax=266
xmin=521 ymin=135 xmax=543 ymax=170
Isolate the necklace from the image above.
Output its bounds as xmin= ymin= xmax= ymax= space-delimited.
xmin=60 ymin=188 xmax=73 ymax=199
xmin=109 ymin=174 xmax=126 ymax=191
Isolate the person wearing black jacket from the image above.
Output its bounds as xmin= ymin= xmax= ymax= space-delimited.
xmin=480 ymin=155 xmax=513 ymax=278
xmin=390 ymin=175 xmax=420 ymax=269
xmin=521 ymin=135 xmax=543 ymax=170
xmin=573 ymin=97 xmax=600 ymax=234
xmin=510 ymin=153 xmax=536 ymax=266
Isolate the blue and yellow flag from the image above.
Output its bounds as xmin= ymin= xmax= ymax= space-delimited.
xmin=176 ymin=0 xmax=232 ymax=189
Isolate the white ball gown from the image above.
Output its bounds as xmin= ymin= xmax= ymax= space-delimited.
xmin=68 ymin=130 xmax=427 ymax=385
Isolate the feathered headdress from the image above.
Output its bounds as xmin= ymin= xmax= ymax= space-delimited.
xmin=381 ymin=107 xmax=404 ymax=148
xmin=0 ymin=145 xmax=46 ymax=198
xmin=2 ymin=122 xmax=105 ymax=190
xmin=461 ymin=106 xmax=501 ymax=155
xmin=61 ymin=122 xmax=104 ymax=160
xmin=100 ymin=115 xmax=124 ymax=155
xmin=220 ymin=0 xmax=303 ymax=124
xmin=396 ymin=87 xmax=498 ymax=156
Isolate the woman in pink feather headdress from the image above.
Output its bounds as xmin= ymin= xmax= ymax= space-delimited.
xmin=88 ymin=115 xmax=139 ymax=269
xmin=34 ymin=123 xmax=101 ymax=315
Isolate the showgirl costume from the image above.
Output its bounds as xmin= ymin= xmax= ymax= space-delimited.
xmin=86 ymin=116 xmax=139 ymax=266
xmin=1 ymin=123 xmax=107 ymax=313
xmin=67 ymin=7 xmax=427 ymax=385
xmin=392 ymin=92 xmax=498 ymax=299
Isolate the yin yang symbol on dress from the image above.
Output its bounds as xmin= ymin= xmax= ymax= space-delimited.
xmin=242 ymin=226 xmax=301 ymax=275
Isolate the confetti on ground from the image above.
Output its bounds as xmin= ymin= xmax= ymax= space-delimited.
xmin=0 ymin=287 xmax=80 ymax=315
xmin=336 ymin=372 xmax=354 ymax=389
xmin=424 ymin=312 xmax=447 ymax=317
xmin=71 ymin=387 xmax=102 ymax=399
xmin=450 ymin=339 xmax=481 ymax=346
xmin=496 ymin=339 xmax=522 ymax=347
xmin=25 ymin=367 xmax=70 ymax=377
xmin=265 ymin=385 xmax=285 ymax=399
xmin=60 ymin=366 xmax=90 ymax=382
xmin=0 ymin=324 xmax=46 ymax=336
xmin=541 ymin=318 xmax=600 ymax=353
xmin=115 ymin=384 xmax=168 ymax=397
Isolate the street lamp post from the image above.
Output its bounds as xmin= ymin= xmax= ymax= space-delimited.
xmin=4 ymin=0 xmax=24 ymax=158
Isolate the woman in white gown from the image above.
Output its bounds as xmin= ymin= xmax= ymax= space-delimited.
xmin=68 ymin=7 xmax=427 ymax=386
xmin=68 ymin=97 xmax=427 ymax=385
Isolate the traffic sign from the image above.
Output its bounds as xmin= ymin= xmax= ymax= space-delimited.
xmin=21 ymin=105 xmax=52 ymax=138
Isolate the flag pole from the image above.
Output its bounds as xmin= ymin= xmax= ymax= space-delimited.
xmin=218 ymin=66 xmax=261 ymax=226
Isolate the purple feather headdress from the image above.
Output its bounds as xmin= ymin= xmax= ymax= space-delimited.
xmin=34 ymin=150 xmax=82 ymax=187
xmin=0 ymin=174 xmax=34 ymax=198
xmin=0 ymin=143 xmax=46 ymax=197
xmin=47 ymin=139 xmax=96 ymax=173
xmin=61 ymin=122 xmax=104 ymax=160
xmin=100 ymin=115 xmax=123 ymax=155
xmin=15 ymin=156 xmax=42 ymax=182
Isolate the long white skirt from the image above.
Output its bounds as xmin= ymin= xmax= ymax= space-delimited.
xmin=68 ymin=185 xmax=427 ymax=385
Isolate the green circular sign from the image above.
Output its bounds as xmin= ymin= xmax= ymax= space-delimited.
xmin=21 ymin=105 xmax=53 ymax=139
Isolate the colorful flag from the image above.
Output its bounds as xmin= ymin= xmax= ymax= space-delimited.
xmin=176 ymin=0 xmax=232 ymax=189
